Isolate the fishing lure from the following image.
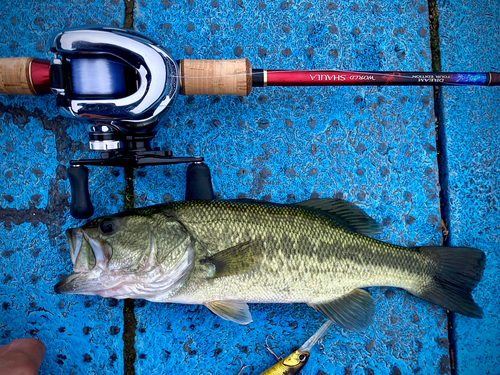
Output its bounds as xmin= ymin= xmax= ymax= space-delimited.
xmin=234 ymin=320 xmax=334 ymax=375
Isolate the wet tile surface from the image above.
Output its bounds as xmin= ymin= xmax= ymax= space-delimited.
xmin=0 ymin=0 xmax=497 ymax=374
xmin=437 ymin=0 xmax=500 ymax=373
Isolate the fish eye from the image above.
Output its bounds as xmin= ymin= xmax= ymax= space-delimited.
xmin=99 ymin=218 xmax=118 ymax=235
xmin=298 ymin=354 xmax=307 ymax=362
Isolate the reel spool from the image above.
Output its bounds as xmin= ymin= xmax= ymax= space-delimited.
xmin=49 ymin=26 xmax=212 ymax=219
xmin=50 ymin=26 xmax=180 ymax=150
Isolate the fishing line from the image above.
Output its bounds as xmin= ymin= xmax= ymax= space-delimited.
xmin=298 ymin=319 xmax=335 ymax=352
xmin=71 ymin=57 xmax=128 ymax=96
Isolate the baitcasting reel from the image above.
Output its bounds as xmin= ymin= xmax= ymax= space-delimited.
xmin=48 ymin=26 xmax=213 ymax=219
xmin=50 ymin=26 xmax=179 ymax=152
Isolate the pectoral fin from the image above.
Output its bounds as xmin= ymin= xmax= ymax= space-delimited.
xmin=205 ymin=301 xmax=253 ymax=325
xmin=309 ymin=289 xmax=375 ymax=332
xmin=200 ymin=240 xmax=263 ymax=278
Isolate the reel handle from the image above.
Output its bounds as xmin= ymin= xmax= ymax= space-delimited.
xmin=0 ymin=57 xmax=51 ymax=95
xmin=67 ymin=153 xmax=212 ymax=218
xmin=68 ymin=166 xmax=95 ymax=219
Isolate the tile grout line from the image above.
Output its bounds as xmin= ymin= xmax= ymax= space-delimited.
xmin=122 ymin=166 xmax=137 ymax=375
xmin=124 ymin=0 xmax=134 ymax=30
xmin=123 ymin=2 xmax=136 ymax=374
xmin=428 ymin=1 xmax=457 ymax=374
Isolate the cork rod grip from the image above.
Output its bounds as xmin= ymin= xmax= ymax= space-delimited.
xmin=0 ymin=57 xmax=38 ymax=95
xmin=179 ymin=58 xmax=252 ymax=96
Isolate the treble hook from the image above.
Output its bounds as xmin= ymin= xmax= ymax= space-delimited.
xmin=256 ymin=335 xmax=283 ymax=362
xmin=231 ymin=357 xmax=254 ymax=375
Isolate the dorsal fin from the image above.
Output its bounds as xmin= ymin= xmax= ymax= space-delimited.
xmin=295 ymin=198 xmax=382 ymax=236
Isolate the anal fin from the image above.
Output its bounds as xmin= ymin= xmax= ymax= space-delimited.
xmin=205 ymin=301 xmax=253 ymax=325
xmin=309 ymin=289 xmax=375 ymax=332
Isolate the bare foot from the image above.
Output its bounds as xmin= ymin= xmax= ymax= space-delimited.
xmin=0 ymin=338 xmax=45 ymax=375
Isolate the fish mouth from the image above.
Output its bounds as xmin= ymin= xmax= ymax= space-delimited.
xmin=54 ymin=273 xmax=99 ymax=295
xmin=55 ymin=226 xmax=196 ymax=300
xmin=54 ymin=228 xmax=111 ymax=295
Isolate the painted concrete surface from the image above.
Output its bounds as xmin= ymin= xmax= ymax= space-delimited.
xmin=1 ymin=0 xmax=497 ymax=374
xmin=133 ymin=1 xmax=450 ymax=374
xmin=437 ymin=0 xmax=500 ymax=374
xmin=0 ymin=1 xmax=126 ymax=374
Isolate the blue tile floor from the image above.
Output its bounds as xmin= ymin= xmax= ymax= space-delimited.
xmin=0 ymin=0 xmax=498 ymax=374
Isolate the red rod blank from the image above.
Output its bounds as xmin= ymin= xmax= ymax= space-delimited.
xmin=265 ymin=70 xmax=497 ymax=86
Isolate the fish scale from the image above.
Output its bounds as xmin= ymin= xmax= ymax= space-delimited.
xmin=56 ymin=199 xmax=485 ymax=330
xmin=166 ymin=200 xmax=433 ymax=303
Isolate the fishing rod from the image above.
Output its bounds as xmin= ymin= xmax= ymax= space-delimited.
xmin=2 ymin=25 xmax=498 ymax=157
xmin=2 ymin=27 xmax=498 ymax=98
xmin=1 ymin=26 xmax=497 ymax=219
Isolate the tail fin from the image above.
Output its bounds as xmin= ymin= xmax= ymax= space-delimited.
xmin=417 ymin=247 xmax=485 ymax=318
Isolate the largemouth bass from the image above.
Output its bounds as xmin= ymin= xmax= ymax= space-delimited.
xmin=55 ymin=199 xmax=485 ymax=331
